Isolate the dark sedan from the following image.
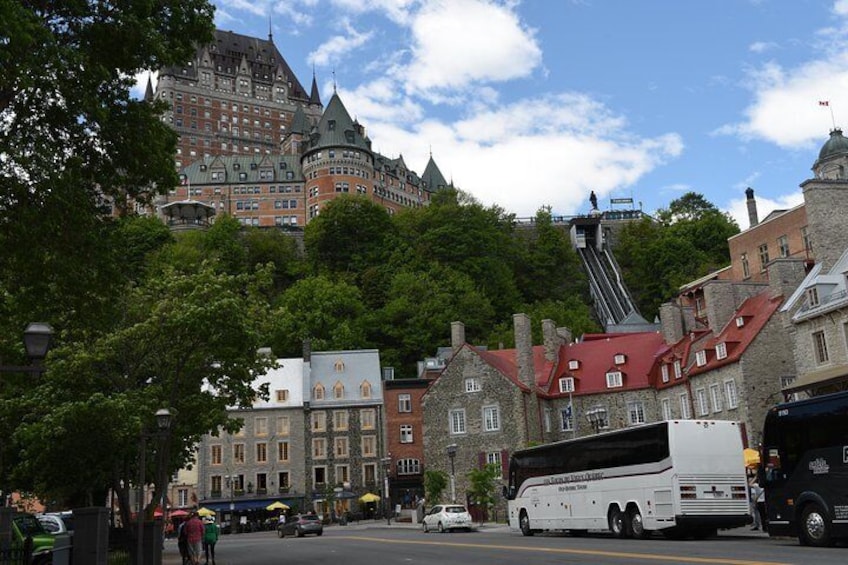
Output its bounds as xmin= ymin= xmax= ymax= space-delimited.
xmin=277 ymin=514 xmax=323 ymax=538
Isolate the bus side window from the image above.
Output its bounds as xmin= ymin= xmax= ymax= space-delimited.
xmin=764 ymin=448 xmax=781 ymax=482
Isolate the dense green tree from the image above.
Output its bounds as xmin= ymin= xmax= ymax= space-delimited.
xmin=241 ymin=226 xmax=304 ymax=291
xmin=485 ymin=297 xmax=601 ymax=349
xmin=423 ymin=469 xmax=449 ymax=505
xmin=466 ymin=464 xmax=500 ymax=523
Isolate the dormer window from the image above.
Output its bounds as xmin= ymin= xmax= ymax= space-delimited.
xmin=605 ymin=371 xmax=623 ymax=388
xmin=735 ymin=316 xmax=745 ymax=328
xmin=313 ymin=383 xmax=325 ymax=400
xmin=360 ymin=381 xmax=372 ymax=399
xmin=333 ymin=382 xmax=344 ymax=399
xmin=568 ymin=359 xmax=580 ymax=371
xmin=807 ymin=287 xmax=820 ymax=307
xmin=661 ymin=364 xmax=670 ymax=383
xmin=559 ymin=377 xmax=574 ymax=393
xmin=695 ymin=350 xmax=707 ymax=367
xmin=328 ymin=120 xmax=336 ymax=131
xmin=334 ymin=360 xmax=345 ymax=372
xmin=614 ymin=353 xmax=627 ymax=365
xmin=673 ymin=360 xmax=682 ymax=379
xmin=716 ymin=342 xmax=728 ymax=360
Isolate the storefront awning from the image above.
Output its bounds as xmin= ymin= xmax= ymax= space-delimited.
xmin=784 ymin=363 xmax=848 ymax=393
xmin=200 ymin=497 xmax=300 ymax=512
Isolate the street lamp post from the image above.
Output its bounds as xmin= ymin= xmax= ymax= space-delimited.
xmin=586 ymin=406 xmax=607 ymax=435
xmin=381 ymin=457 xmax=392 ymax=525
xmin=446 ymin=444 xmax=458 ymax=503
xmin=136 ymin=408 xmax=173 ymax=565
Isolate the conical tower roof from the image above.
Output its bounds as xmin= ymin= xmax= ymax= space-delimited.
xmin=421 ymin=155 xmax=449 ymax=192
xmin=309 ymin=73 xmax=322 ymax=107
xmin=308 ymin=92 xmax=370 ymax=152
xmin=289 ymin=104 xmax=310 ymax=135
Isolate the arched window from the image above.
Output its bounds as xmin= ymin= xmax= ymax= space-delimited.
xmin=334 ymin=360 xmax=345 ymax=372
xmin=313 ymin=383 xmax=325 ymax=400
xmin=333 ymin=381 xmax=345 ymax=399
xmin=360 ymin=381 xmax=372 ymax=399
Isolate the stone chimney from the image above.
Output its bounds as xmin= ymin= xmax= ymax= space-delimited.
xmin=703 ymin=280 xmax=767 ymax=332
xmin=302 ymin=338 xmax=312 ymax=363
xmin=451 ymin=321 xmax=466 ymax=353
xmin=541 ymin=319 xmax=561 ymax=362
xmin=514 ymin=313 xmax=535 ymax=389
xmin=745 ymin=187 xmax=759 ymax=228
xmin=659 ymin=302 xmax=686 ymax=344
xmin=767 ymin=258 xmax=808 ymax=300
xmin=556 ymin=326 xmax=573 ymax=345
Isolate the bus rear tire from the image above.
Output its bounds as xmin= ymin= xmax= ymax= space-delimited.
xmin=609 ymin=507 xmax=628 ymax=538
xmin=628 ymin=507 xmax=649 ymax=539
xmin=800 ymin=503 xmax=832 ymax=547
xmin=519 ymin=511 xmax=534 ymax=536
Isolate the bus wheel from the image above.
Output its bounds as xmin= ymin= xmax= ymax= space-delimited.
xmin=519 ymin=511 xmax=534 ymax=537
xmin=628 ymin=507 xmax=648 ymax=539
xmin=800 ymin=503 xmax=832 ymax=547
xmin=609 ymin=507 xmax=628 ymax=538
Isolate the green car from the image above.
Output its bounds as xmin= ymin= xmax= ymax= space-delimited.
xmin=11 ymin=513 xmax=54 ymax=565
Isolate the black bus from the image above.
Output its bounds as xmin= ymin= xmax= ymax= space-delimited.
xmin=760 ymin=390 xmax=848 ymax=546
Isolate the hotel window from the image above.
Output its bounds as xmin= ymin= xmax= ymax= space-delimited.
xmin=334 ymin=437 xmax=349 ymax=458
xmin=398 ymin=394 xmax=412 ymax=413
xmin=210 ymin=445 xmax=222 ymax=465
xmin=661 ymin=398 xmax=672 ymax=421
xmin=696 ymin=388 xmax=709 ymax=416
xmin=486 ymin=452 xmax=503 ymax=479
xmin=628 ymin=401 xmax=645 ymax=425
xmin=333 ymin=381 xmax=345 ymax=399
xmin=276 ymin=416 xmax=290 ymax=436
xmin=361 ymin=436 xmax=376 ymax=457
xmin=233 ymin=443 xmax=245 ymax=464
xmin=360 ymin=381 xmax=372 ymax=399
xmin=449 ymin=409 xmax=467 ymax=434
xmin=400 ymin=424 xmax=413 ymax=444
xmin=256 ymin=442 xmax=267 ymax=463
xmin=465 ymin=378 xmax=481 ymax=392
xmin=741 ymin=253 xmax=750 ymax=279
xmin=606 ymin=371 xmax=623 ymax=388
xmin=277 ymin=441 xmax=289 ymax=462
xmin=679 ymin=393 xmax=691 ymax=419
xmin=710 ymin=383 xmax=723 ymax=412
xmin=716 ymin=342 xmax=727 ymax=360
xmin=360 ymin=408 xmax=376 ymax=429
xmin=333 ymin=410 xmax=349 ymax=431
xmin=254 ymin=417 xmax=268 ymax=436
xmin=758 ymin=244 xmax=770 ymax=272
xmin=275 ymin=389 xmax=289 ymax=402
xmin=311 ymin=411 xmax=326 ymax=432
xmin=724 ymin=379 xmax=739 ymax=409
xmin=661 ymin=364 xmax=670 ymax=383
xmin=813 ymin=330 xmax=829 ymax=364
xmin=695 ymin=350 xmax=707 ymax=367
xmin=778 ymin=235 xmax=790 ymax=258
xmin=313 ymin=383 xmax=325 ymax=400
xmin=312 ymin=438 xmax=327 ymax=459
xmin=483 ymin=405 xmax=500 ymax=432
xmin=559 ymin=377 xmax=574 ymax=393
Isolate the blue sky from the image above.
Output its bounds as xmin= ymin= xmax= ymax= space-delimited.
xmin=136 ymin=0 xmax=848 ymax=228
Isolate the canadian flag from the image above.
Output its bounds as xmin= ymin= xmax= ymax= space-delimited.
xmin=819 ymin=101 xmax=830 ymax=106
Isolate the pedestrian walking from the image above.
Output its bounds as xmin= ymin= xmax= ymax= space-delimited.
xmin=748 ymin=475 xmax=763 ymax=530
xmin=183 ymin=511 xmax=205 ymax=565
xmin=177 ymin=521 xmax=189 ymax=565
xmin=203 ymin=517 xmax=219 ymax=565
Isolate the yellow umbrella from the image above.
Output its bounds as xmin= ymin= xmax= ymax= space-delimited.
xmin=197 ymin=507 xmax=215 ymax=517
xmin=744 ymin=448 xmax=760 ymax=469
xmin=266 ymin=501 xmax=290 ymax=511
xmin=359 ymin=493 xmax=380 ymax=503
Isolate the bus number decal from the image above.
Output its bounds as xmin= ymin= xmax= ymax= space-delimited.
xmin=809 ymin=457 xmax=830 ymax=475
xmin=843 ymin=446 xmax=848 ymax=464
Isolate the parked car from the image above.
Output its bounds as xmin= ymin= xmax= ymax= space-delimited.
xmin=37 ymin=511 xmax=74 ymax=536
xmin=277 ymin=514 xmax=323 ymax=538
xmin=422 ymin=504 xmax=473 ymax=533
xmin=11 ymin=512 xmax=55 ymax=565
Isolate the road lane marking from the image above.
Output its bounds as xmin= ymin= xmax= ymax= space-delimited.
xmin=336 ymin=536 xmax=790 ymax=565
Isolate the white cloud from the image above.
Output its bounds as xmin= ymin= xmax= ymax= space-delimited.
xmin=724 ymin=191 xmax=804 ymax=230
xmin=749 ymin=41 xmax=778 ymax=53
xmin=330 ymin=0 xmax=416 ymax=25
xmin=308 ymin=21 xmax=374 ymax=66
xmin=402 ymin=0 xmax=542 ymax=96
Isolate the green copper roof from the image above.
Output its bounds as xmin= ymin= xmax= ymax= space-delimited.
xmin=421 ymin=155 xmax=449 ymax=192
xmin=289 ymin=105 xmax=309 ymax=135
xmin=307 ymin=93 xmax=371 ymax=153
xmin=818 ymin=128 xmax=848 ymax=161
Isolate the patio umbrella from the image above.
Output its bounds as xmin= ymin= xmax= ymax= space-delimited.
xmin=197 ymin=508 xmax=216 ymax=517
xmin=359 ymin=493 xmax=380 ymax=503
xmin=266 ymin=501 xmax=290 ymax=511
xmin=744 ymin=448 xmax=760 ymax=469
xmin=170 ymin=510 xmax=189 ymax=518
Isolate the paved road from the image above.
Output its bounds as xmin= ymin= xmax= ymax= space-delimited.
xmin=163 ymin=521 xmax=847 ymax=565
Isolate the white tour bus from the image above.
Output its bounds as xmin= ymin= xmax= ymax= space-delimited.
xmin=504 ymin=420 xmax=751 ymax=539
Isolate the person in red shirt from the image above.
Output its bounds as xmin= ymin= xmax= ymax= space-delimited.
xmin=182 ymin=512 xmax=205 ymax=565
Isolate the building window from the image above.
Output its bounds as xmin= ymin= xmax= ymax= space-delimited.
xmin=544 ymin=408 xmax=552 ymax=433
xmin=276 ymin=416 xmax=290 ymax=436
xmin=449 ymin=409 xmax=466 ymax=434
xmin=211 ymin=445 xmax=222 ymax=465
xmin=400 ymin=424 xmax=413 ymax=444
xmin=333 ymin=382 xmax=345 ymax=399
xmin=661 ymin=364 xmax=669 ymax=383
xmin=661 ymin=398 xmax=672 ymax=421
xmin=363 ymin=464 xmax=377 ymax=485
xmin=561 ymin=405 xmax=573 ymax=431
xmin=813 ymin=330 xmax=829 ymax=364
xmin=278 ymin=471 xmax=290 ymax=490
xmin=679 ymin=393 xmax=691 ymax=419
xmin=255 ymin=417 xmax=268 ymax=436
xmin=178 ymin=488 xmax=188 ymax=507
xmin=465 ymin=378 xmax=481 ymax=393
xmin=741 ymin=253 xmax=750 ymax=279
xmin=695 ymin=350 xmax=707 ymax=367
xmin=483 ymin=405 xmax=500 ymax=431
xmin=277 ymin=441 xmax=289 ymax=462
xmin=360 ymin=409 xmax=376 ymax=429
xmin=313 ymin=466 xmax=326 ymax=486
xmin=275 ymin=389 xmax=289 ymax=402
xmin=334 ymin=437 xmax=349 ymax=458
xmin=256 ymin=442 xmax=267 ymax=463
xmin=311 ymin=411 xmax=326 ymax=432
xmin=397 ymin=459 xmax=421 ymax=475
xmin=333 ymin=410 xmax=349 ymax=431
xmin=715 ymin=343 xmax=727 ymax=360
xmin=808 ymin=287 xmax=820 ymax=307
xmin=801 ymin=226 xmax=812 ymax=252
xmin=724 ymin=379 xmax=739 ymax=409
xmin=313 ymin=383 xmax=325 ymax=400
xmin=696 ymin=388 xmax=709 ymax=416
xmin=606 ymin=371 xmax=623 ymax=388
xmin=398 ymin=394 xmax=412 ymax=413
xmin=778 ymin=235 xmax=790 ymax=258
xmin=568 ymin=359 xmax=580 ymax=370
xmin=233 ymin=443 xmax=245 ymax=464
xmin=361 ymin=436 xmax=376 ymax=457
xmin=758 ymin=244 xmax=770 ymax=272
xmin=628 ymin=401 xmax=645 ymax=425
xmin=211 ymin=476 xmax=222 ymax=495
xmin=558 ymin=377 xmax=574 ymax=393
xmin=486 ymin=452 xmax=503 ymax=478
xmin=360 ymin=381 xmax=372 ymax=399
xmin=312 ymin=438 xmax=327 ymax=459
xmin=708 ymin=383 xmax=723 ymax=413
xmin=673 ymin=360 xmax=682 ymax=379
xmin=614 ymin=353 xmax=627 ymax=365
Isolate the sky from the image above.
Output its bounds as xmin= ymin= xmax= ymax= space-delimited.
xmin=134 ymin=0 xmax=848 ymax=229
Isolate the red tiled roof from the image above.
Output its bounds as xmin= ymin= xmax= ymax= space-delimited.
xmin=545 ymin=332 xmax=665 ymax=396
xmin=472 ymin=344 xmax=553 ymax=392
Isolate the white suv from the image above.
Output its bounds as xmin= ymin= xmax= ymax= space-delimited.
xmin=422 ymin=504 xmax=473 ymax=533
